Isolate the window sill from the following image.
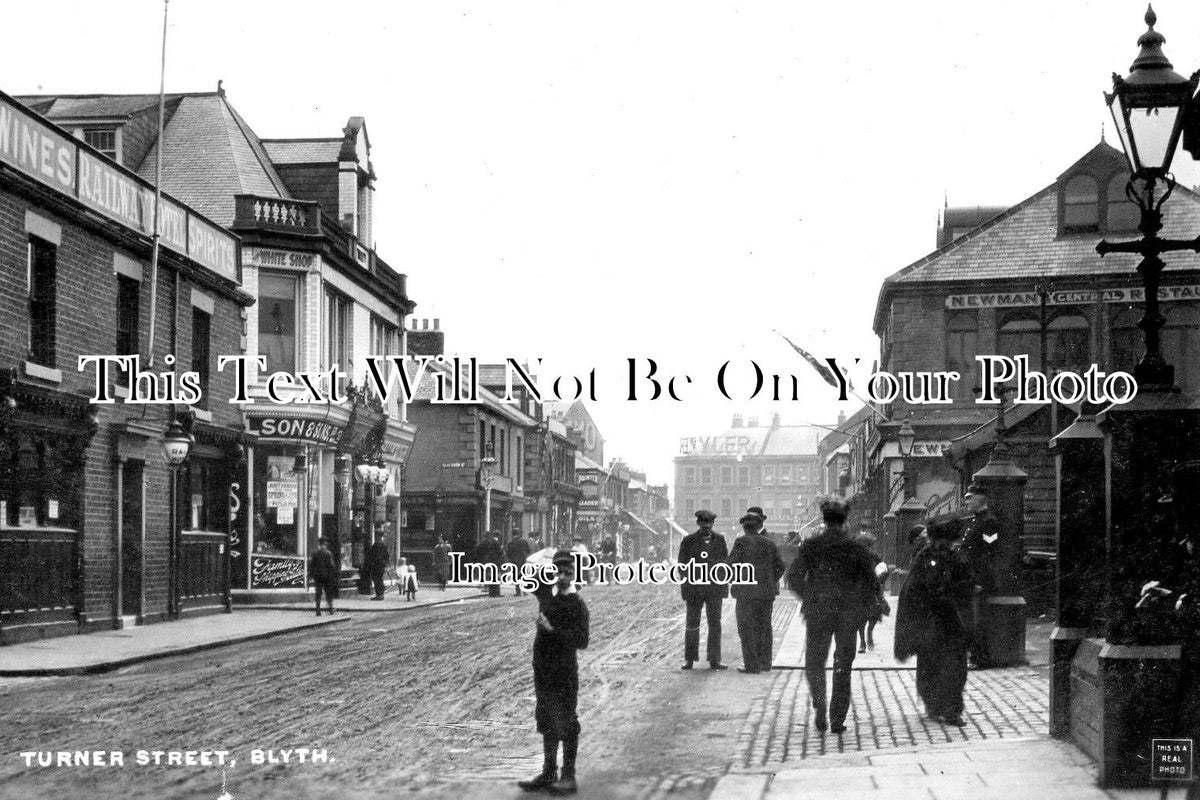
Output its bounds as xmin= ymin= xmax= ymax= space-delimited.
xmin=23 ymin=362 xmax=63 ymax=384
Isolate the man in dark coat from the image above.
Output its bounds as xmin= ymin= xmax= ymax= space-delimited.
xmin=894 ymin=515 xmax=975 ymax=726
xmin=476 ymin=531 xmax=505 ymax=597
xmin=433 ymin=536 xmax=452 ymax=590
xmin=958 ymin=486 xmax=1022 ymax=667
xmin=365 ymin=533 xmax=389 ymax=600
xmin=309 ymin=536 xmax=338 ymax=616
xmin=677 ymin=509 xmax=729 ymax=670
xmin=506 ymin=531 xmax=532 ymax=596
xmin=788 ymin=497 xmax=879 ymax=734
xmin=728 ymin=511 xmax=785 ymax=673
xmin=518 ymin=550 xmax=590 ymax=795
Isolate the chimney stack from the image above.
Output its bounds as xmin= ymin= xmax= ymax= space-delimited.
xmin=731 ymin=414 xmax=743 ymax=428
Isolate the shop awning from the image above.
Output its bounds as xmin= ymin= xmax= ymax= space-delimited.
xmin=622 ymin=509 xmax=659 ymax=536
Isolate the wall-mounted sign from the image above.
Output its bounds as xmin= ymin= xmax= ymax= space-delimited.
xmin=678 ymin=435 xmax=757 ymax=456
xmin=249 ymin=415 xmax=344 ymax=446
xmin=0 ymin=93 xmax=239 ymax=285
xmin=944 ymin=285 xmax=1200 ymax=311
xmin=247 ymin=248 xmax=316 ymax=269
xmin=250 ymin=554 xmax=305 ymax=589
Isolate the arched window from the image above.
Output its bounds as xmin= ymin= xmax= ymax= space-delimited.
xmin=998 ymin=315 xmax=1042 ymax=371
xmin=945 ymin=310 xmax=979 ymax=401
xmin=1063 ymin=175 xmax=1100 ymax=231
xmin=1106 ymin=174 xmax=1140 ymax=232
xmin=1047 ymin=314 xmax=1090 ymax=374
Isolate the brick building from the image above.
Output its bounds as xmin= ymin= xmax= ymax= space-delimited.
xmin=673 ymin=413 xmax=826 ymax=538
xmin=865 ymin=140 xmax=1200 ymax=570
xmin=20 ymin=88 xmax=418 ymax=598
xmin=0 ymin=90 xmax=248 ymax=643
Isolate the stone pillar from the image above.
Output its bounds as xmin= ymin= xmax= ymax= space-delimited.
xmin=1090 ymin=388 xmax=1200 ymax=786
xmin=970 ymin=452 xmax=1028 ymax=668
xmin=1047 ymin=407 xmax=1106 ymax=738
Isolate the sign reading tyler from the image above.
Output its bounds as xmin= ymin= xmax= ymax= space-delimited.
xmin=678 ymin=435 xmax=757 ymax=456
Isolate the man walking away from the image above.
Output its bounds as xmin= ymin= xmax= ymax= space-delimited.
xmin=728 ymin=510 xmax=785 ymax=673
xmin=506 ymin=531 xmax=532 ymax=596
xmin=677 ymin=510 xmax=729 ymax=670
xmin=476 ymin=531 xmax=505 ymax=597
xmin=433 ymin=536 xmax=452 ymax=590
xmin=788 ymin=497 xmax=880 ymax=734
xmin=310 ymin=536 xmax=338 ymax=616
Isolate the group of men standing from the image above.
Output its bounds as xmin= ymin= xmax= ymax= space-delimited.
xmin=677 ymin=505 xmax=785 ymax=674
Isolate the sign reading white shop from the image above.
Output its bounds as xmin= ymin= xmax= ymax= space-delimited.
xmin=0 ymin=92 xmax=239 ymax=283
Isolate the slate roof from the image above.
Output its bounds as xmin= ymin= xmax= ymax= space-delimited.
xmin=759 ymin=425 xmax=823 ymax=456
xmin=262 ymin=139 xmax=343 ymax=164
xmin=16 ymin=94 xmax=168 ymax=119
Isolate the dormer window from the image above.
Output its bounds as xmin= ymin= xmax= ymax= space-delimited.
xmin=82 ymin=127 xmax=119 ymax=160
xmin=1106 ymin=174 xmax=1140 ymax=232
xmin=1063 ymin=175 xmax=1100 ymax=231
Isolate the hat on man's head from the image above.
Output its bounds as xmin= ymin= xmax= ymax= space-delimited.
xmin=819 ymin=496 xmax=850 ymax=522
xmin=747 ymin=506 xmax=767 ymax=521
xmin=963 ymin=484 xmax=988 ymax=500
xmin=695 ymin=509 xmax=716 ymax=522
xmin=926 ymin=514 xmax=964 ymax=541
xmin=739 ymin=512 xmax=764 ymax=526
xmin=552 ymin=549 xmax=576 ymax=566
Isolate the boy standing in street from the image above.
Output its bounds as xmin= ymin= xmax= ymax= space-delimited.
xmin=518 ymin=551 xmax=590 ymax=796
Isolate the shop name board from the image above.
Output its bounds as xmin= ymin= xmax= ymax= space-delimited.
xmin=678 ymin=435 xmax=757 ymax=456
xmin=248 ymin=248 xmax=316 ymax=269
xmin=250 ymin=416 xmax=343 ymax=445
xmin=945 ymin=285 xmax=1200 ymax=310
xmin=0 ymin=93 xmax=239 ymax=284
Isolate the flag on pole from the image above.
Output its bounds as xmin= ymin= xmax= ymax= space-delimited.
xmin=774 ymin=330 xmax=848 ymax=390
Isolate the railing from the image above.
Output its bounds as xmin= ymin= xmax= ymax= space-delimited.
xmin=1 ymin=527 xmax=79 ymax=639
xmin=179 ymin=531 xmax=229 ymax=613
xmin=232 ymin=195 xmax=321 ymax=235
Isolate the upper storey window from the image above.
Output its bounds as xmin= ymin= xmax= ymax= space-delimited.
xmin=1063 ymin=175 xmax=1100 ymax=232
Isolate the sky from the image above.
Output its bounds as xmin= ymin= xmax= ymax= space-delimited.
xmin=6 ymin=0 xmax=1200 ymax=486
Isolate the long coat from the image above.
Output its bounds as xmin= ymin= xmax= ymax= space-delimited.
xmin=475 ymin=537 xmax=504 ymax=566
xmin=787 ymin=527 xmax=878 ymax=621
xmin=364 ymin=541 xmax=389 ymax=574
xmin=533 ymin=588 xmax=590 ymax=738
xmin=727 ymin=531 xmax=785 ymax=601
xmin=505 ymin=536 xmax=532 ymax=565
xmin=677 ymin=530 xmax=729 ymax=601
xmin=894 ymin=539 xmax=975 ymax=662
xmin=959 ymin=508 xmax=1023 ymax=595
xmin=309 ymin=546 xmax=338 ymax=587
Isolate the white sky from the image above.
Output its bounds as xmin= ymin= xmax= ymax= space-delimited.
xmin=6 ymin=0 xmax=1200 ymax=486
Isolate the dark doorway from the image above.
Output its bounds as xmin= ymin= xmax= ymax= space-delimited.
xmin=121 ymin=460 xmax=143 ymax=618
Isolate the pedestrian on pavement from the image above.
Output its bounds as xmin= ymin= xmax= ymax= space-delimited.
xmin=677 ymin=509 xmax=729 ymax=671
xmin=433 ymin=536 xmax=452 ymax=590
xmin=518 ymin=550 xmax=590 ymax=796
xmin=365 ymin=532 xmax=389 ymax=600
xmin=476 ymin=532 xmax=505 ymax=597
xmin=403 ymin=563 xmax=420 ymax=601
xmin=894 ymin=514 xmax=974 ymax=726
xmin=855 ymin=531 xmax=890 ymax=653
xmin=309 ymin=536 xmax=338 ymax=616
xmin=728 ymin=510 xmax=785 ymax=674
xmin=507 ymin=531 xmax=533 ymax=596
xmin=779 ymin=531 xmax=802 ymax=590
xmin=788 ymin=496 xmax=881 ymax=734
xmin=958 ymin=486 xmax=1023 ymax=668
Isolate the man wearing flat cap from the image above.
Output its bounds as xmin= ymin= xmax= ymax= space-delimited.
xmin=788 ymin=496 xmax=880 ymax=734
xmin=677 ymin=509 xmax=729 ymax=670
xmin=728 ymin=510 xmax=785 ymax=673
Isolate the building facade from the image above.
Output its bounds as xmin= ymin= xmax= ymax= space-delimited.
xmin=1 ymin=90 xmax=248 ymax=642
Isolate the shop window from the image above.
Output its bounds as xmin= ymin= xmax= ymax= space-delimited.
xmin=1106 ymin=174 xmax=1140 ymax=232
xmin=1063 ymin=175 xmax=1100 ymax=232
xmin=28 ymin=236 xmax=57 ymax=367
xmin=253 ymin=446 xmax=302 ymax=555
xmin=1 ymin=434 xmax=75 ymax=529
xmin=945 ymin=310 xmax=979 ymax=400
xmin=191 ymin=307 xmax=211 ymax=410
xmin=259 ymin=272 xmax=298 ymax=375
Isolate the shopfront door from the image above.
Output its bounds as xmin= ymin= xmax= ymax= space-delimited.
xmin=120 ymin=460 xmax=143 ymax=618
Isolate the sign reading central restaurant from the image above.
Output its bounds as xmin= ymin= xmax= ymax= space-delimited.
xmin=945 ymin=285 xmax=1200 ymax=310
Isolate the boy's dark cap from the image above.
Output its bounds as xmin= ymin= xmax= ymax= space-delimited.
xmin=552 ymin=550 xmax=576 ymax=566
xmin=695 ymin=509 xmax=716 ymax=522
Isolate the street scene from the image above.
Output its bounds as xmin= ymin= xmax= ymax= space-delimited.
xmin=7 ymin=1 xmax=1200 ymax=798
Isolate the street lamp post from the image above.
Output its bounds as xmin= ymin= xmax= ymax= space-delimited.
xmin=161 ymin=416 xmax=192 ymax=619
xmin=892 ymin=420 xmax=925 ymax=585
xmin=480 ymin=443 xmax=497 ymax=537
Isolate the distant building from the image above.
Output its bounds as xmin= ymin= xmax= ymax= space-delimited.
xmin=673 ymin=413 xmax=826 ymax=536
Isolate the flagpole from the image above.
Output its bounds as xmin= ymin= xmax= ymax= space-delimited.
xmin=772 ymin=330 xmax=888 ymax=419
xmin=146 ymin=0 xmax=169 ymax=367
